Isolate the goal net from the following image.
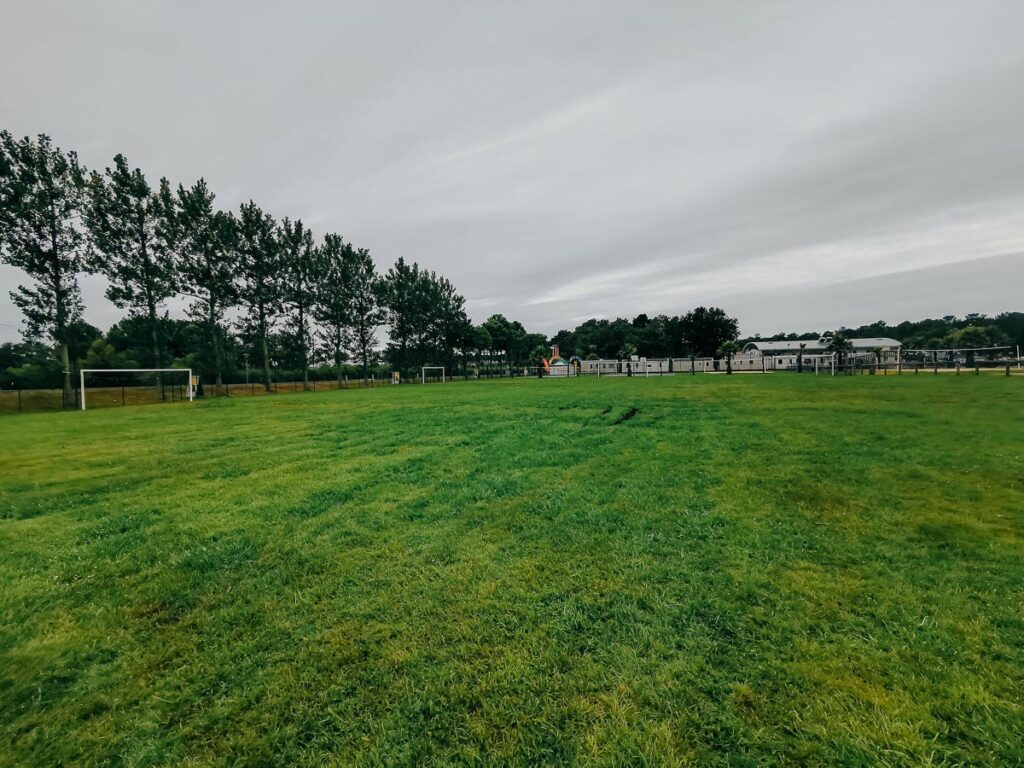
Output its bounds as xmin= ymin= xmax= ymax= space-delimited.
xmin=79 ymin=368 xmax=195 ymax=410
xmin=421 ymin=366 xmax=445 ymax=384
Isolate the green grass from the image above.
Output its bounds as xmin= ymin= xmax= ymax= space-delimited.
xmin=1 ymin=374 xmax=1022 ymax=766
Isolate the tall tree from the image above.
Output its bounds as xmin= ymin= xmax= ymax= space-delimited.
xmin=235 ymin=201 xmax=280 ymax=391
xmin=85 ymin=155 xmax=177 ymax=380
xmin=173 ymin=179 xmax=237 ymax=386
xmin=314 ymin=233 xmax=349 ymax=383
xmin=430 ymin=273 xmax=470 ymax=375
xmin=380 ymin=257 xmax=421 ymax=378
xmin=343 ymin=245 xmax=384 ymax=382
xmin=0 ymin=132 xmax=87 ymax=405
xmin=482 ymin=315 xmax=512 ymax=373
xmin=278 ymin=217 xmax=318 ymax=390
xmin=679 ymin=306 xmax=739 ymax=357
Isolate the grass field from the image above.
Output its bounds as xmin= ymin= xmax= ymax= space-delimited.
xmin=1 ymin=375 xmax=1022 ymax=766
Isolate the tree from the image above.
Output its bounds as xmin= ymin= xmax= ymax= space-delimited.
xmin=825 ymin=332 xmax=853 ymax=370
xmin=679 ymin=306 xmax=739 ymax=357
xmin=2 ymin=340 xmax=64 ymax=389
xmin=380 ymin=257 xmax=421 ymax=378
xmin=85 ymin=155 xmax=176 ymax=380
xmin=482 ymin=315 xmax=514 ymax=374
xmin=717 ymin=340 xmax=740 ymax=374
xmin=343 ymin=246 xmax=384 ymax=382
xmin=315 ymin=235 xmax=384 ymax=383
xmin=471 ymin=325 xmax=493 ymax=375
xmin=173 ymin=179 xmax=237 ymax=386
xmin=946 ymin=325 xmax=1011 ymax=365
xmin=314 ymin=233 xmax=349 ymax=383
xmin=429 ymin=273 xmax=470 ymax=375
xmin=0 ymin=132 xmax=88 ymax=405
xmin=279 ymin=217 xmax=319 ymax=390
xmin=235 ymin=201 xmax=280 ymax=391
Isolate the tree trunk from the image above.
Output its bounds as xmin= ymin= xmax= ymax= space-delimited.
xmin=148 ymin=303 xmax=163 ymax=393
xmin=49 ymin=206 xmax=74 ymax=408
xmin=59 ymin=342 xmax=73 ymax=408
xmin=209 ymin=302 xmax=224 ymax=387
xmin=362 ymin=336 xmax=370 ymax=382
xmin=299 ymin=305 xmax=309 ymax=391
xmin=259 ymin=311 xmax=272 ymax=392
xmin=334 ymin=338 xmax=343 ymax=386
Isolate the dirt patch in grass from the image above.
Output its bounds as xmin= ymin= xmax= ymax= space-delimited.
xmin=612 ymin=406 xmax=640 ymax=424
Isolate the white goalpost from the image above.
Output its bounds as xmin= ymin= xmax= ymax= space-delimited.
xmin=80 ymin=368 xmax=194 ymax=410
xmin=421 ymin=366 xmax=445 ymax=384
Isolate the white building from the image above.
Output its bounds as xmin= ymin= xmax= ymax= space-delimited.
xmin=743 ymin=336 xmax=902 ymax=368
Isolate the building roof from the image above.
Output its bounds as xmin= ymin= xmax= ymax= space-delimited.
xmin=743 ymin=337 xmax=902 ymax=353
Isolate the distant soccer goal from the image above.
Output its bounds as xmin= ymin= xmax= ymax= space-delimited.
xmin=79 ymin=368 xmax=194 ymax=410
xmin=421 ymin=366 xmax=445 ymax=384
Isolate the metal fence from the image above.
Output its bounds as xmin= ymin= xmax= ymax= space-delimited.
xmin=3 ymin=357 xmax=1021 ymax=415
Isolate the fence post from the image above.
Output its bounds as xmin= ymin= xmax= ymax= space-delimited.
xmin=121 ymin=384 xmax=126 ymax=406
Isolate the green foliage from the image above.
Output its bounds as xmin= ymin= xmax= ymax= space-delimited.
xmin=717 ymin=340 xmax=741 ymax=373
xmin=315 ymin=233 xmax=353 ymax=375
xmin=279 ymin=217 xmax=320 ymax=388
xmin=80 ymin=338 xmax=138 ymax=369
xmin=552 ymin=309 xmax=735 ymax=360
xmin=0 ymin=340 xmax=63 ymax=388
xmin=825 ymin=332 xmax=854 ymax=365
xmin=0 ymin=132 xmax=88 ymax=400
xmin=235 ymin=201 xmax=281 ymax=390
xmin=173 ymin=179 xmax=238 ymax=384
xmin=0 ymin=376 xmax=1022 ymax=764
xmin=750 ymin=314 xmax=1024 ymax=352
xmin=680 ymin=306 xmax=739 ymax=357
xmin=380 ymin=258 xmax=471 ymax=376
xmin=339 ymin=243 xmax=386 ymax=380
xmin=85 ymin=155 xmax=177 ymax=369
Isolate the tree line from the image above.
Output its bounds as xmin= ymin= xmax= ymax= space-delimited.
xmin=0 ymin=132 xmax=518 ymax=401
xmin=4 ymin=133 xmax=1019 ymax=400
xmin=744 ymin=314 xmax=1024 ymax=354
xmin=550 ymin=307 xmax=741 ymax=360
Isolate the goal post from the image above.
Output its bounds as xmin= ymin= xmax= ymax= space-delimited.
xmin=79 ymin=368 xmax=193 ymax=410
xmin=421 ymin=366 xmax=445 ymax=384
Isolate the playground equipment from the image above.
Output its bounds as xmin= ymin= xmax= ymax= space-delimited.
xmin=540 ymin=345 xmax=577 ymax=377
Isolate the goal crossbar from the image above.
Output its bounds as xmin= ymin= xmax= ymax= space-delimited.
xmin=80 ymin=368 xmax=194 ymax=410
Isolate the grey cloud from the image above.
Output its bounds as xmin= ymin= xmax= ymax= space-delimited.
xmin=2 ymin=1 xmax=1022 ymax=341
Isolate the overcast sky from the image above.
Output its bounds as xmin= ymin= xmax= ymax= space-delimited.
xmin=2 ymin=0 xmax=1023 ymax=341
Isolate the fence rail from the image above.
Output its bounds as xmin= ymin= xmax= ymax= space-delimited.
xmin=2 ymin=359 xmax=1020 ymax=415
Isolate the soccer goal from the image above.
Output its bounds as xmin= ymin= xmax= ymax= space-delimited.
xmin=79 ymin=368 xmax=194 ymax=410
xmin=421 ymin=366 xmax=445 ymax=384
